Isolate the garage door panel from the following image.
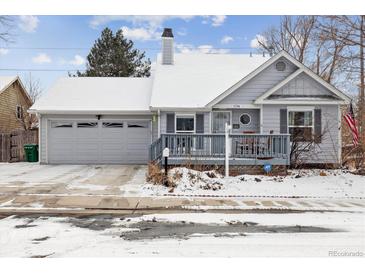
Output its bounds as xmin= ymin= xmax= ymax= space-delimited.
xmin=48 ymin=119 xmax=151 ymax=164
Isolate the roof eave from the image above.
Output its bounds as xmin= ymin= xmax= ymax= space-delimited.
xmin=28 ymin=109 xmax=153 ymax=115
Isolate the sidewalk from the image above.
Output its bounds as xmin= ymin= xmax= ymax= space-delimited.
xmin=0 ymin=192 xmax=364 ymax=215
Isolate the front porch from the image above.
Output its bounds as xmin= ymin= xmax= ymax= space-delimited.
xmin=150 ymin=133 xmax=291 ymax=166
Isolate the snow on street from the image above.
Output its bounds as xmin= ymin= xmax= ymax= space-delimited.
xmin=0 ymin=212 xmax=364 ymax=257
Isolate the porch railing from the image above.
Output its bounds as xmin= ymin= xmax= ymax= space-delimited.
xmin=150 ymin=133 xmax=290 ymax=164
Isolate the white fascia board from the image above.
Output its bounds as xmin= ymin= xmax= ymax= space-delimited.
xmin=213 ymin=103 xmax=261 ymax=109
xmin=254 ymin=69 xmax=304 ymax=104
xmin=150 ymin=107 xmax=211 ymax=112
xmin=287 ymin=106 xmax=315 ymax=111
xmin=28 ymin=110 xmax=153 ymax=115
xmin=205 ymin=51 xmax=287 ymax=108
xmin=259 ymin=99 xmax=347 ymax=105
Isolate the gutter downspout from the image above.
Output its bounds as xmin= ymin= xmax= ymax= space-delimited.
xmin=158 ymin=109 xmax=161 ymax=138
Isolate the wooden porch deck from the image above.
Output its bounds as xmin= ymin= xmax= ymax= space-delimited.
xmin=150 ymin=133 xmax=291 ymax=166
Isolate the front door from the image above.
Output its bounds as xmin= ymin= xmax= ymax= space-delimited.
xmin=211 ymin=111 xmax=231 ymax=154
xmin=212 ymin=111 xmax=231 ymax=133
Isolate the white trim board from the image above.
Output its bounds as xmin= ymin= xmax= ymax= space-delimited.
xmin=256 ymin=100 xmax=346 ymax=105
xmin=213 ymin=103 xmax=261 ymax=109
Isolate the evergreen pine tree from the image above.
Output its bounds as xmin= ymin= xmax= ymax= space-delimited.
xmin=75 ymin=27 xmax=151 ymax=77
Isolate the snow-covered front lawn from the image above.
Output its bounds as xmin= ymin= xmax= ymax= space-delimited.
xmin=142 ymin=168 xmax=365 ymax=199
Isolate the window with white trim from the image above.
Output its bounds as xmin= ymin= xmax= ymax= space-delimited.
xmin=16 ymin=105 xmax=23 ymax=120
xmin=176 ymin=114 xmax=195 ymax=132
xmin=288 ymin=110 xmax=313 ymax=142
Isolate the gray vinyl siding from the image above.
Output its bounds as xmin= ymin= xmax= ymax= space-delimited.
xmin=160 ymin=112 xmax=168 ymax=134
xmin=232 ymin=109 xmax=260 ymax=133
xmin=203 ymin=112 xmax=210 ymax=133
xmin=160 ymin=111 xmax=210 ymax=134
xmin=270 ymin=72 xmax=338 ymax=98
xmin=40 ymin=114 xmax=153 ymax=164
xmin=217 ymin=57 xmax=298 ymax=105
xmin=152 ymin=114 xmax=158 ymax=141
xmin=262 ymin=105 xmax=340 ymax=164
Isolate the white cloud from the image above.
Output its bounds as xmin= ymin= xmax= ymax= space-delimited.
xmin=90 ymin=15 xmax=194 ymax=29
xmin=0 ymin=48 xmax=9 ymax=55
xmin=90 ymin=16 xmax=194 ymax=42
xmin=18 ymin=15 xmax=39 ymax=33
xmin=69 ymin=55 xmax=85 ymax=66
xmin=198 ymin=45 xmax=229 ymax=54
xmin=221 ymin=35 xmax=233 ymax=44
xmin=250 ymin=34 xmax=266 ymax=49
xmin=32 ymin=53 xmax=51 ymax=64
xmin=202 ymin=15 xmax=226 ymax=27
xmin=121 ymin=26 xmax=160 ymax=41
xmin=175 ymin=43 xmax=229 ymax=54
xmin=211 ymin=15 xmax=226 ymax=27
xmin=175 ymin=43 xmax=194 ymax=53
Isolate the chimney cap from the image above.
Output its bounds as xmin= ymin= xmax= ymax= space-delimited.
xmin=162 ymin=28 xmax=174 ymax=38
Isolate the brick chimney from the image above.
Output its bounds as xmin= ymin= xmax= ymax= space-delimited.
xmin=161 ymin=28 xmax=174 ymax=65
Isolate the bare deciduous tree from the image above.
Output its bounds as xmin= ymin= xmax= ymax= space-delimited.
xmin=24 ymin=73 xmax=43 ymax=103
xmin=318 ymin=16 xmax=365 ymax=152
xmin=257 ymin=16 xmax=316 ymax=63
xmin=0 ymin=16 xmax=14 ymax=44
xmin=257 ymin=16 xmax=348 ymax=85
xmin=16 ymin=74 xmax=42 ymax=131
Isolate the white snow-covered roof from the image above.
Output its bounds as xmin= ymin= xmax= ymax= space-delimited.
xmin=29 ymin=77 xmax=152 ymax=113
xmin=0 ymin=76 xmax=18 ymax=93
xmin=150 ymin=53 xmax=270 ymax=109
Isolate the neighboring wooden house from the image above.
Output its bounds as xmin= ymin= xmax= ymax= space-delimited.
xmin=29 ymin=28 xmax=351 ymax=167
xmin=0 ymin=76 xmax=33 ymax=134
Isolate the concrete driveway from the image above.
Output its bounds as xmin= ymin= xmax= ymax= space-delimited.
xmin=0 ymin=163 xmax=147 ymax=196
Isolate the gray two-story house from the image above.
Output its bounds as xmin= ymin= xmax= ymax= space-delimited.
xmin=30 ymin=28 xmax=350 ymax=167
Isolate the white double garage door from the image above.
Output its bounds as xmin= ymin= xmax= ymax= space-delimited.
xmin=48 ymin=119 xmax=151 ymax=164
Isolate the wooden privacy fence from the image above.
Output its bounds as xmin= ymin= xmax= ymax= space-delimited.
xmin=0 ymin=130 xmax=38 ymax=162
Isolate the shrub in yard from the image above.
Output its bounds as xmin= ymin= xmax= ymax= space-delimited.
xmin=319 ymin=171 xmax=327 ymax=176
xmin=146 ymin=162 xmax=164 ymax=184
xmin=206 ymin=171 xmax=217 ymax=178
xmin=172 ymin=169 xmax=182 ymax=181
xmin=146 ymin=162 xmax=175 ymax=187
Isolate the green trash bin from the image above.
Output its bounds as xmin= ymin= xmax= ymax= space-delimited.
xmin=24 ymin=144 xmax=39 ymax=162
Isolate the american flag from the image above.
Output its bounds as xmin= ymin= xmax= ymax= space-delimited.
xmin=344 ymin=102 xmax=359 ymax=146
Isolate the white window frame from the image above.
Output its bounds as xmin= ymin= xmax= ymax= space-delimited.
xmin=287 ymin=107 xmax=314 ymax=142
xmin=175 ymin=113 xmax=196 ymax=133
xmin=239 ymin=113 xmax=252 ymax=126
xmin=211 ymin=110 xmax=232 ymax=133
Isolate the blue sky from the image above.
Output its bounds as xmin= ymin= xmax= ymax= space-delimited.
xmin=0 ymin=15 xmax=281 ymax=92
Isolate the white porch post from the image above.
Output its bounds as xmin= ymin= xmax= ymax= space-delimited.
xmin=225 ymin=122 xmax=232 ymax=177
